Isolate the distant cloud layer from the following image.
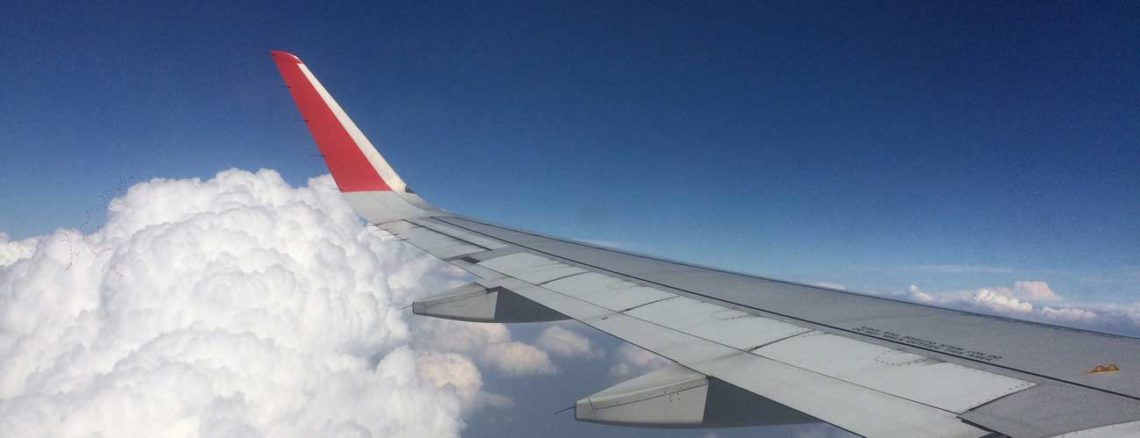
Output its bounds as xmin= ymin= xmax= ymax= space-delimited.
xmin=0 ymin=234 xmax=36 ymax=268
xmin=0 ymin=169 xmax=545 ymax=438
xmin=607 ymin=344 xmax=672 ymax=381
xmin=413 ymin=319 xmax=558 ymax=376
xmin=902 ymin=281 xmax=1140 ymax=336
xmin=537 ymin=326 xmax=604 ymax=360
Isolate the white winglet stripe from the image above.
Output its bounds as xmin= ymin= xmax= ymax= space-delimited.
xmin=297 ymin=64 xmax=409 ymax=193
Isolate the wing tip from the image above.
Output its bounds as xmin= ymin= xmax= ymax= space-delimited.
xmin=270 ymin=50 xmax=302 ymax=64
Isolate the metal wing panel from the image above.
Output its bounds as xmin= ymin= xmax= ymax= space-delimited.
xmin=436 ymin=216 xmax=1140 ymax=400
xmin=694 ymin=352 xmax=988 ymax=438
xmin=754 ymin=332 xmax=1035 ymax=414
xmin=377 ymin=221 xmax=486 ymax=259
xmin=957 ymin=383 xmax=1140 ymax=437
xmin=360 ymin=219 xmax=1133 ymax=436
xmin=543 ymin=272 xmax=676 ymax=312
xmin=479 ymin=265 xmax=992 ymax=437
xmin=477 ymin=252 xmax=588 ymax=284
xmin=624 ymin=296 xmax=812 ymax=350
xmin=415 ymin=216 xmax=1140 ymax=436
xmin=466 ymin=250 xmax=1031 ymax=437
xmin=406 ymin=218 xmax=509 ymax=250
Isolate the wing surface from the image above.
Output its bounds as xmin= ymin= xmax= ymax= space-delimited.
xmin=271 ymin=51 xmax=1140 ymax=438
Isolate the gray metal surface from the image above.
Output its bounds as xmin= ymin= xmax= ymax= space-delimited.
xmin=478 ymin=252 xmax=587 ymax=284
xmin=959 ymin=384 xmax=1140 ymax=437
xmin=477 ymin=271 xmax=991 ymax=437
xmin=576 ymin=365 xmax=711 ymax=426
xmin=341 ymin=191 xmax=437 ymax=223
xmin=411 ymin=215 xmax=1140 ymax=436
xmin=411 ymin=283 xmax=567 ymax=323
xmin=435 ymin=215 xmax=1140 ymax=402
xmin=544 ymin=272 xmax=676 ymax=312
xmin=575 ymin=365 xmax=817 ymax=428
xmin=379 ymin=221 xmax=486 ymax=259
xmin=752 ymin=331 xmax=1033 ymax=414
xmin=464 ymin=247 xmax=1033 ymax=430
xmin=625 ymin=296 xmax=811 ymax=351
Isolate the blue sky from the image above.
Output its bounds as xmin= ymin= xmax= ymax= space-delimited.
xmin=1 ymin=1 xmax=1138 ymax=436
xmin=3 ymin=1 xmax=1136 ymax=301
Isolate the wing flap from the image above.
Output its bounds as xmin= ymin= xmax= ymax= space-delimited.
xmin=959 ymin=384 xmax=1140 ymax=437
xmin=755 ymin=332 xmax=1035 ymax=414
xmin=696 ymin=352 xmax=987 ymax=438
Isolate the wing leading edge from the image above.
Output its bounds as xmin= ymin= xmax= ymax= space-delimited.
xmin=270 ymin=51 xmax=1140 ymax=438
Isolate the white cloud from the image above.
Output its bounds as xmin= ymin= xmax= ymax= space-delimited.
xmin=607 ymin=344 xmax=672 ymax=381
xmin=1039 ymin=306 xmax=1099 ymax=322
xmin=905 ymin=284 xmax=934 ymax=303
xmin=970 ymin=287 xmax=1035 ymax=314
xmin=578 ymin=239 xmax=632 ymax=250
xmin=1012 ymin=280 xmax=1062 ymax=302
xmin=903 ymin=281 xmax=1059 ymax=314
xmin=900 ymin=282 xmax=1140 ymax=336
xmin=0 ymin=233 xmax=37 ymax=268
xmin=536 ymin=326 xmax=604 ymax=360
xmin=810 ymin=282 xmax=846 ymax=291
xmin=0 ymin=169 xmax=533 ymax=438
xmin=412 ymin=318 xmax=512 ymax=353
xmin=411 ymin=318 xmax=557 ymax=376
xmin=417 ymin=351 xmax=514 ymax=411
xmin=480 ymin=342 xmax=559 ymax=376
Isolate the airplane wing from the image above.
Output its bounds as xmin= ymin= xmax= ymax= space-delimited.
xmin=270 ymin=51 xmax=1140 ymax=438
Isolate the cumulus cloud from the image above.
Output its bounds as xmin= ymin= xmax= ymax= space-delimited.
xmin=607 ymin=344 xmax=672 ymax=381
xmin=970 ymin=287 xmax=1035 ymax=314
xmin=0 ymin=169 xmax=542 ymax=438
xmin=901 ymin=282 xmax=1140 ymax=336
xmin=536 ymin=326 xmax=604 ymax=360
xmin=1012 ymin=280 xmax=1062 ymax=302
xmin=416 ymin=351 xmax=513 ymax=411
xmin=810 ymin=282 xmax=846 ymax=291
xmin=411 ymin=319 xmax=558 ymax=376
xmin=480 ymin=342 xmax=559 ymax=376
xmin=0 ymin=233 xmax=36 ymax=268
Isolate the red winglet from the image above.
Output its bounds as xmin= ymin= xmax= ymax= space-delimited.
xmin=271 ymin=51 xmax=391 ymax=192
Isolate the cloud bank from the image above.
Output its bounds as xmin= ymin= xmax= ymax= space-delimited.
xmin=606 ymin=344 xmax=672 ymax=381
xmin=0 ymin=169 xmax=550 ymax=438
xmin=901 ymin=281 xmax=1140 ymax=336
xmin=536 ymin=326 xmax=604 ymax=360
